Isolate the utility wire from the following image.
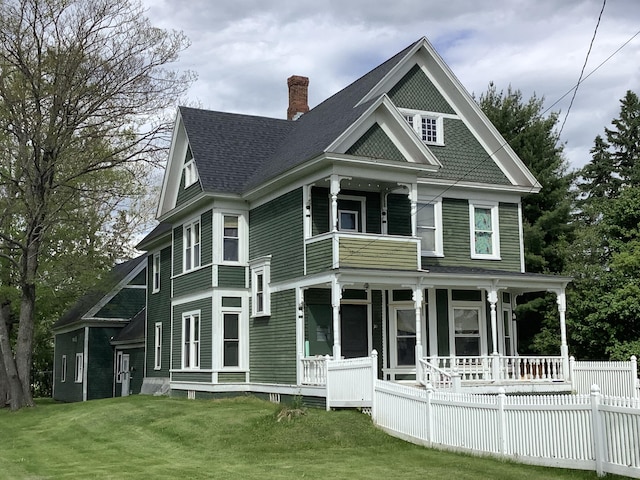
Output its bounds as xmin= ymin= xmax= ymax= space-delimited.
xmin=558 ymin=0 xmax=607 ymax=138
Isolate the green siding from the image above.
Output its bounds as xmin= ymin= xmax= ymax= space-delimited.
xmin=222 ymin=296 xmax=242 ymax=308
xmin=172 ymin=371 xmax=211 ymax=382
xmin=173 ymin=225 xmax=183 ymax=275
xmin=311 ymin=187 xmax=330 ymax=235
xmin=218 ymin=372 xmax=246 ymax=383
xmin=436 ymin=289 xmax=450 ymax=356
xmin=250 ymin=290 xmax=297 ymax=384
xmin=306 ymin=239 xmax=333 ymax=274
xmin=129 ymin=347 xmax=145 ymax=394
xmin=87 ymin=327 xmax=120 ymax=400
xmin=95 ymin=288 xmax=145 ymax=319
xmin=130 ymin=270 xmax=146 ymax=286
xmin=389 ymin=64 xmax=456 ymax=114
xmin=249 ymin=189 xmax=304 ymax=283
xmin=53 ymin=329 xmax=85 ymax=402
xmin=172 ymin=298 xmax=212 ymax=370
xmin=176 ymin=170 xmax=203 ymax=208
xmin=173 ymin=266 xmax=212 ymax=298
xmin=346 ymin=123 xmax=407 ymax=162
xmin=146 ymin=247 xmax=172 ymax=377
xmin=339 ymin=237 xmax=417 ymax=270
xmin=387 ymin=194 xmax=411 ymax=236
xmin=371 ymin=290 xmax=383 ymax=377
xmin=304 ymin=288 xmax=332 ymax=357
xmin=201 ymin=210 xmax=213 ymax=266
xmin=423 ymin=199 xmax=521 ymax=271
xmin=218 ymin=265 xmax=246 ymax=288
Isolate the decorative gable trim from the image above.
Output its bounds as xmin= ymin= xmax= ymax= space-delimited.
xmin=357 ymin=37 xmax=541 ymax=191
xmin=326 ymin=95 xmax=441 ymax=170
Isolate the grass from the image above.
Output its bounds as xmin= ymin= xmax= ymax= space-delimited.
xmin=0 ymin=395 xmax=628 ymax=479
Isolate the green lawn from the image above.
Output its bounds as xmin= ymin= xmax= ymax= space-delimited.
xmin=0 ymin=395 xmax=627 ymax=479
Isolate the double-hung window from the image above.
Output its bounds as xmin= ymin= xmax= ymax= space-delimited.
xmin=184 ymin=220 xmax=201 ymax=271
xmin=223 ymin=313 xmax=240 ymax=367
xmin=75 ymin=353 xmax=83 ymax=383
xmin=417 ymin=201 xmax=442 ymax=256
xmin=401 ymin=109 xmax=444 ymax=146
xmin=250 ymin=257 xmax=271 ymax=317
xmin=223 ymin=215 xmax=239 ymax=262
xmin=61 ymin=355 xmax=67 ymax=383
xmin=182 ymin=312 xmax=200 ymax=369
xmin=152 ymin=252 xmax=160 ymax=293
xmin=183 ymin=160 xmax=198 ymax=188
xmin=154 ymin=322 xmax=162 ymax=370
xmin=469 ymin=202 xmax=500 ymax=260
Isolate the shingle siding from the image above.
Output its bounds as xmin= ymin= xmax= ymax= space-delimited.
xmin=346 ymin=123 xmax=407 ymax=162
xmin=389 ymin=64 xmax=456 ymax=114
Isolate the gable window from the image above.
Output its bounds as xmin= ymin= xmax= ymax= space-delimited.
xmin=223 ymin=313 xmax=240 ymax=367
xmin=469 ymin=202 xmax=500 ymax=260
xmin=184 ymin=219 xmax=201 ymax=271
xmin=401 ymin=109 xmax=444 ymax=146
xmin=182 ymin=311 xmax=200 ymax=369
xmin=152 ymin=252 xmax=161 ymax=293
xmin=61 ymin=355 xmax=67 ymax=383
xmin=75 ymin=353 xmax=83 ymax=383
xmin=154 ymin=322 xmax=162 ymax=370
xmin=417 ymin=201 xmax=443 ymax=256
xmin=250 ymin=257 xmax=271 ymax=317
xmin=223 ymin=215 xmax=239 ymax=262
xmin=183 ymin=160 xmax=198 ymax=188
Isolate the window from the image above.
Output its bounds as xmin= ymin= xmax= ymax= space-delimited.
xmin=154 ymin=322 xmax=162 ymax=370
xmin=152 ymin=252 xmax=160 ymax=293
xmin=250 ymin=257 xmax=271 ymax=316
xmin=469 ymin=202 xmax=500 ymax=259
xmin=338 ymin=210 xmax=358 ymax=232
xmin=337 ymin=196 xmax=365 ymax=232
xmin=401 ymin=109 xmax=444 ymax=145
xmin=453 ymin=307 xmax=482 ymax=356
xmin=184 ymin=220 xmax=201 ymax=271
xmin=61 ymin=355 xmax=67 ymax=383
xmin=182 ymin=312 xmax=200 ymax=369
xmin=75 ymin=353 xmax=83 ymax=383
xmin=417 ymin=201 xmax=442 ymax=256
xmin=223 ymin=215 xmax=239 ymax=262
xmin=223 ymin=313 xmax=240 ymax=367
xmin=183 ymin=160 xmax=198 ymax=188
xmin=116 ymin=351 xmax=123 ymax=383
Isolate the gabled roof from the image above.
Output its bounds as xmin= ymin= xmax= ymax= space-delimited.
xmin=111 ymin=308 xmax=145 ymax=344
xmin=157 ymin=37 xmax=540 ymax=218
xmin=53 ymin=255 xmax=147 ymax=331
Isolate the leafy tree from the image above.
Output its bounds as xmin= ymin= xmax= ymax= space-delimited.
xmin=0 ymin=0 xmax=194 ymax=410
xmin=478 ymin=83 xmax=574 ymax=354
xmin=568 ymin=91 xmax=640 ymax=359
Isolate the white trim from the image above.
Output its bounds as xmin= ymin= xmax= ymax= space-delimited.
xmin=182 ymin=217 xmax=201 ymax=273
xmin=181 ymin=310 xmax=201 ymax=370
xmin=152 ymin=252 xmax=161 ymax=293
xmin=213 ymin=290 xmax=250 ymax=373
xmin=250 ymin=256 xmax=271 ymax=317
xmin=469 ymin=201 xmax=501 ymax=260
xmin=518 ymin=201 xmax=525 ymax=273
xmin=214 ymin=210 xmax=248 ymax=266
xmin=116 ymin=350 xmax=123 ymax=383
xmin=449 ymin=297 xmax=487 ymax=357
xmin=82 ymin=327 xmax=88 ymax=401
xmin=75 ymin=352 xmax=84 ymax=383
xmin=61 ymin=355 xmax=67 ymax=383
xmin=416 ymin=200 xmax=443 ymax=257
xmin=400 ymin=108 xmax=448 ymax=146
xmin=183 ymin=159 xmax=199 ymax=188
xmin=154 ymin=322 xmax=163 ymax=370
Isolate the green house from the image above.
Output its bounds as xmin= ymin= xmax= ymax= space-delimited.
xmin=52 ymin=256 xmax=147 ymax=402
xmin=87 ymin=37 xmax=574 ymax=404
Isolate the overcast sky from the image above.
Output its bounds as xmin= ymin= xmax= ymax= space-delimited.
xmin=143 ymin=0 xmax=640 ymax=171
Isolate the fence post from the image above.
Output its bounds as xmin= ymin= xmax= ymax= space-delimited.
xmin=590 ymin=384 xmax=605 ymax=477
xmin=631 ymin=355 xmax=638 ymax=400
xmin=371 ymin=349 xmax=378 ymax=419
xmin=452 ymin=367 xmax=461 ymax=392
xmin=569 ymin=355 xmax=575 ymax=390
xmin=426 ymin=382 xmax=434 ymax=445
xmin=498 ymin=387 xmax=507 ymax=455
xmin=325 ymin=354 xmax=332 ymax=411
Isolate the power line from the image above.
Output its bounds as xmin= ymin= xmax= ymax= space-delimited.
xmin=558 ymin=0 xmax=607 ymax=138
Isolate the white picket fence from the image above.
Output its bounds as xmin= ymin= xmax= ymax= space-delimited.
xmin=571 ymin=356 xmax=638 ymax=398
xmin=372 ymin=381 xmax=640 ymax=478
xmin=325 ymin=352 xmax=377 ymax=410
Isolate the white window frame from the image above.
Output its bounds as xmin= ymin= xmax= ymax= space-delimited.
xmin=61 ymin=355 xmax=67 ymax=383
xmin=222 ymin=214 xmax=240 ymax=263
xmin=154 ymin=322 xmax=162 ymax=370
xmin=74 ymin=353 xmax=83 ymax=383
xmin=152 ymin=252 xmax=161 ymax=293
xmin=400 ymin=108 xmax=444 ymax=146
xmin=417 ymin=200 xmax=443 ymax=257
xmin=449 ymin=301 xmax=487 ymax=357
xmin=250 ymin=257 xmax=271 ymax=317
xmin=222 ymin=311 xmax=241 ymax=368
xmin=469 ymin=201 xmax=500 ymax=260
xmin=183 ymin=159 xmax=198 ymax=188
xmin=116 ymin=351 xmax=123 ymax=383
xmin=183 ymin=219 xmax=201 ymax=272
xmin=337 ymin=195 xmax=366 ymax=233
xmin=182 ymin=311 xmax=201 ymax=370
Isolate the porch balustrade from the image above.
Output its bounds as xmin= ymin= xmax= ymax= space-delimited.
xmin=301 ymin=356 xmax=328 ymax=385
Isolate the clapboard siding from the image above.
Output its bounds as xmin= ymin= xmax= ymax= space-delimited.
xmin=306 ymin=238 xmax=333 ymax=274
xmin=146 ymin=246 xmax=172 ymax=377
xmin=339 ymin=237 xmax=418 ymax=270
xmin=218 ymin=265 xmax=246 ymax=288
xmin=173 ymin=266 xmax=213 ymax=298
xmin=172 ymin=298 xmax=212 ymax=370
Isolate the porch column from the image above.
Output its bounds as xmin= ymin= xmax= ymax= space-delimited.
xmin=400 ymin=183 xmax=418 ymax=237
xmin=555 ymin=288 xmax=570 ymax=377
xmin=296 ymin=286 xmax=305 ymax=385
xmin=487 ymin=288 xmax=499 ymax=355
xmin=330 ymin=174 xmax=340 ymax=232
xmin=331 ymin=277 xmax=342 ymax=358
xmin=413 ymin=286 xmax=424 ymax=382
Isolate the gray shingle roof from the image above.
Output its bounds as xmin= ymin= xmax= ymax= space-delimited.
xmin=180 ymin=40 xmax=419 ymax=195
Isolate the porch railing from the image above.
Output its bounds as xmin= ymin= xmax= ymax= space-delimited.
xmin=301 ymin=356 xmax=329 ymax=385
xmin=418 ymin=358 xmax=453 ymax=389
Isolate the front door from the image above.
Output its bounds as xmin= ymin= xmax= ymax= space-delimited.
xmin=391 ymin=306 xmax=417 ymax=369
xmin=121 ymin=354 xmax=130 ymax=397
xmin=340 ymin=304 xmax=368 ymax=358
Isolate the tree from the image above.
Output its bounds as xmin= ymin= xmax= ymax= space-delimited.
xmin=568 ymin=91 xmax=640 ymax=359
xmin=0 ymin=0 xmax=194 ymax=410
xmin=478 ymin=84 xmax=574 ymax=354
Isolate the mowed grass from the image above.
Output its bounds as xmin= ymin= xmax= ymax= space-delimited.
xmin=0 ymin=395 xmax=627 ymax=479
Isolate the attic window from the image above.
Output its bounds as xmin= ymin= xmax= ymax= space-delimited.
xmin=184 ymin=160 xmax=198 ymax=188
xmin=401 ymin=109 xmax=444 ymax=146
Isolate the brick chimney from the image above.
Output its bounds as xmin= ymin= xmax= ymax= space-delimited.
xmin=287 ymin=75 xmax=309 ymax=120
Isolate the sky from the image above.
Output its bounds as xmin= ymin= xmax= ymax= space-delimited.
xmin=143 ymin=0 xmax=640 ymax=171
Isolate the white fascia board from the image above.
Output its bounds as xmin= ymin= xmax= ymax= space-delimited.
xmin=326 ymin=95 xmax=442 ymax=169
xmin=418 ymin=177 xmax=541 ymax=197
